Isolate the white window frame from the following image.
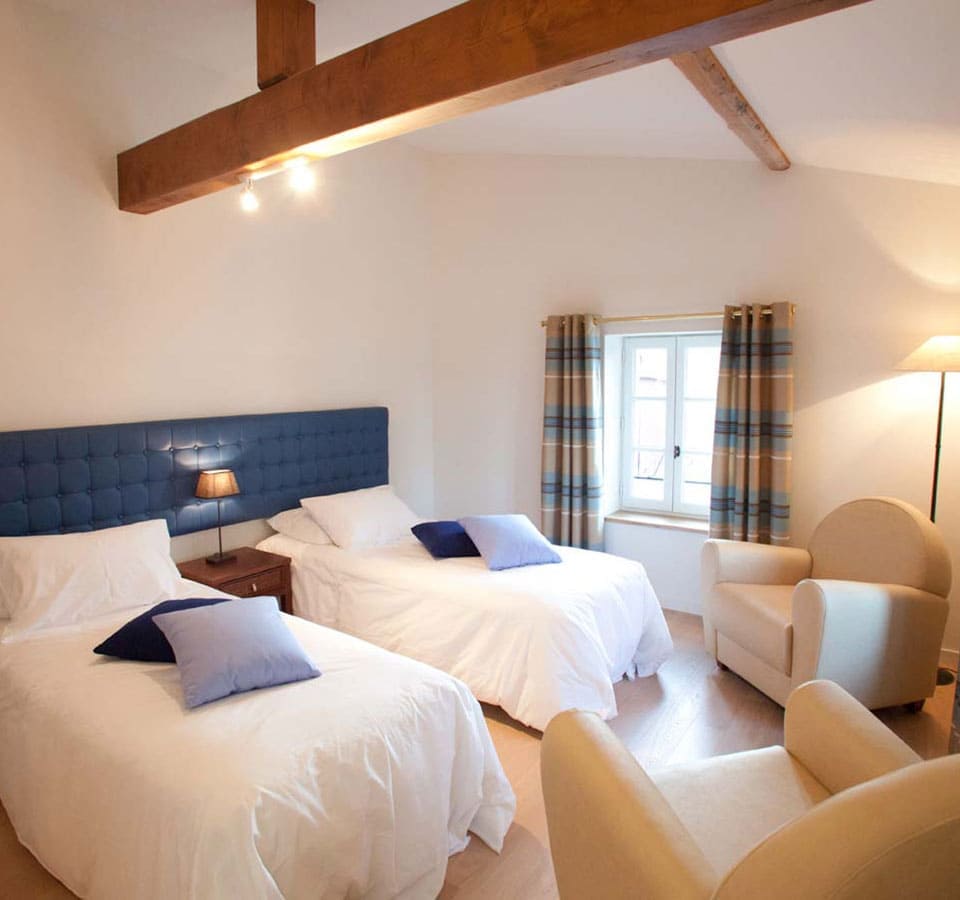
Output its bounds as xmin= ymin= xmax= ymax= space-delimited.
xmin=620 ymin=332 xmax=721 ymax=518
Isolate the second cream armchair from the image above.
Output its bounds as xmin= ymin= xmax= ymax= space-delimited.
xmin=701 ymin=497 xmax=950 ymax=709
xmin=542 ymin=681 xmax=960 ymax=900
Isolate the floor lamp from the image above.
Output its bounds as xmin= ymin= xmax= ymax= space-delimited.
xmin=899 ymin=337 xmax=960 ymax=752
xmin=897 ymin=336 xmax=960 ymax=522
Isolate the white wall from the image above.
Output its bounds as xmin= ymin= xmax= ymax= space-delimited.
xmin=0 ymin=0 xmax=437 ymax=560
xmin=604 ymin=523 xmax=706 ymax=616
xmin=427 ymin=154 xmax=960 ymax=653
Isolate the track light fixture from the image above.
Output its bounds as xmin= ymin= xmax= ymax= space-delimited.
xmin=237 ymin=157 xmax=319 ymax=212
xmin=240 ymin=179 xmax=259 ymax=212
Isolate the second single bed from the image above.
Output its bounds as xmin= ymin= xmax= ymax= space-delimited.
xmin=258 ymin=532 xmax=673 ymax=731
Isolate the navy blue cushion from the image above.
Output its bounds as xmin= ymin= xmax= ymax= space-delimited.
xmin=94 ymin=598 xmax=231 ymax=662
xmin=412 ymin=521 xmax=481 ymax=559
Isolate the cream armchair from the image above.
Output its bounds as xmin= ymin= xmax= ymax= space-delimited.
xmin=702 ymin=497 xmax=951 ymax=710
xmin=542 ymin=680 xmax=960 ymax=900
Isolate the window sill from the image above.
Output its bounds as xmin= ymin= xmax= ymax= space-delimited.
xmin=605 ymin=511 xmax=710 ymax=534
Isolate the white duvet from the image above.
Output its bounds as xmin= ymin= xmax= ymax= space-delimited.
xmin=0 ymin=580 xmax=515 ymax=900
xmin=257 ymin=535 xmax=674 ymax=731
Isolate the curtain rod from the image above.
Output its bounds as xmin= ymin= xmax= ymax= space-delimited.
xmin=539 ymin=306 xmax=789 ymax=327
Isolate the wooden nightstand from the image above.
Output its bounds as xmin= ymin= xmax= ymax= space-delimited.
xmin=178 ymin=547 xmax=293 ymax=615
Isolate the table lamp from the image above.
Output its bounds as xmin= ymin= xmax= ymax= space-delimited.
xmin=896 ymin=335 xmax=960 ymax=521
xmin=196 ymin=469 xmax=240 ymax=564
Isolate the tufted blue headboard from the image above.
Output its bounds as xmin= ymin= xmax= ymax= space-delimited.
xmin=0 ymin=407 xmax=388 ymax=537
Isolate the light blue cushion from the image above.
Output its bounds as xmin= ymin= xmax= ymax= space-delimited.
xmin=153 ymin=596 xmax=320 ymax=708
xmin=459 ymin=514 xmax=562 ymax=571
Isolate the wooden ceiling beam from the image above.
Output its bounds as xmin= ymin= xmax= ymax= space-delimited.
xmin=118 ymin=0 xmax=870 ymax=213
xmin=672 ymin=47 xmax=790 ymax=170
xmin=256 ymin=0 xmax=316 ymax=91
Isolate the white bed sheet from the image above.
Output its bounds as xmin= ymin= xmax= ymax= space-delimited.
xmin=0 ymin=579 xmax=514 ymax=900
xmin=258 ymin=535 xmax=673 ymax=731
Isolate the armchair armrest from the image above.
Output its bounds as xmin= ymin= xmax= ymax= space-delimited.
xmin=714 ymin=754 xmax=960 ymax=900
xmin=784 ymin=680 xmax=920 ymax=795
xmin=791 ymin=579 xmax=949 ymax=709
xmin=541 ymin=711 xmax=714 ymax=900
xmin=701 ymin=539 xmax=811 ymax=588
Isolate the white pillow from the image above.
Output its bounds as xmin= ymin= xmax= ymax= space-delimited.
xmin=0 ymin=519 xmax=181 ymax=642
xmin=301 ymin=485 xmax=419 ymax=550
xmin=266 ymin=508 xmax=332 ymax=545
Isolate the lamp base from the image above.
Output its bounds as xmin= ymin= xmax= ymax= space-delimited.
xmin=205 ymin=552 xmax=236 ymax=566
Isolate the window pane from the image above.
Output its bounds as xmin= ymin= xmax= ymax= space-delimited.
xmin=632 ymin=398 xmax=666 ymax=448
xmin=633 ymin=347 xmax=668 ymax=397
xmin=684 ymin=344 xmax=721 ymax=399
xmin=628 ymin=450 xmax=665 ymax=502
xmin=680 ymin=452 xmax=712 ymax=508
xmin=682 ymin=399 xmax=716 ymax=453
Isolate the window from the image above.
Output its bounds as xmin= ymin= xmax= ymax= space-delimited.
xmin=620 ymin=333 xmax=721 ymax=517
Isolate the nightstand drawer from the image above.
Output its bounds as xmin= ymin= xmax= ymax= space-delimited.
xmin=178 ymin=547 xmax=293 ymax=615
xmin=221 ymin=568 xmax=285 ymax=598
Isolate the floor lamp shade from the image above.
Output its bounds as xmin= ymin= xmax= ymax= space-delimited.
xmin=896 ymin=336 xmax=960 ymax=373
xmin=896 ymin=336 xmax=960 ymax=524
xmin=196 ymin=469 xmax=240 ymax=564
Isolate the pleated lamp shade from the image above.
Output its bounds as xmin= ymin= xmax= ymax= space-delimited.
xmin=195 ymin=469 xmax=240 ymax=499
xmin=897 ymin=336 xmax=960 ymax=373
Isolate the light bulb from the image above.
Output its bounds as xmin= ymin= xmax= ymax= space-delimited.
xmin=288 ymin=163 xmax=317 ymax=193
xmin=240 ymin=180 xmax=259 ymax=212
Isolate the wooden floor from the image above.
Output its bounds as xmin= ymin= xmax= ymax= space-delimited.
xmin=1 ymin=610 xmax=954 ymax=899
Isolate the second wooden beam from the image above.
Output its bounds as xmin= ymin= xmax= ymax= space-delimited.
xmin=672 ymin=47 xmax=790 ymax=171
xmin=256 ymin=0 xmax=316 ymax=90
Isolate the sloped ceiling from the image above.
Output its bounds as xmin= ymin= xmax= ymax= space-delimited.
xmin=30 ymin=0 xmax=960 ymax=186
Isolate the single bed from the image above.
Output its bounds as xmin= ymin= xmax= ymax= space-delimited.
xmin=0 ymin=578 xmax=515 ymax=900
xmin=257 ymin=533 xmax=673 ymax=731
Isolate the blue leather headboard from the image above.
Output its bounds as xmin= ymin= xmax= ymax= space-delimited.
xmin=0 ymin=407 xmax=388 ymax=537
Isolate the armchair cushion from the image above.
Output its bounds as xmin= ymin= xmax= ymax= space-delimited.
xmin=651 ymin=746 xmax=828 ymax=878
xmin=708 ymin=583 xmax=794 ymax=674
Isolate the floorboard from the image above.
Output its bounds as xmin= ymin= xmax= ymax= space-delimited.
xmin=0 ymin=610 xmax=953 ymax=899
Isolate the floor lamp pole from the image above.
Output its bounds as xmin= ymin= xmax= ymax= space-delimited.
xmin=931 ymin=370 xmax=946 ymax=522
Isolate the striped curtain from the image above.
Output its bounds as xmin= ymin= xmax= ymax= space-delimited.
xmin=709 ymin=302 xmax=795 ymax=545
xmin=541 ymin=314 xmax=603 ymax=550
